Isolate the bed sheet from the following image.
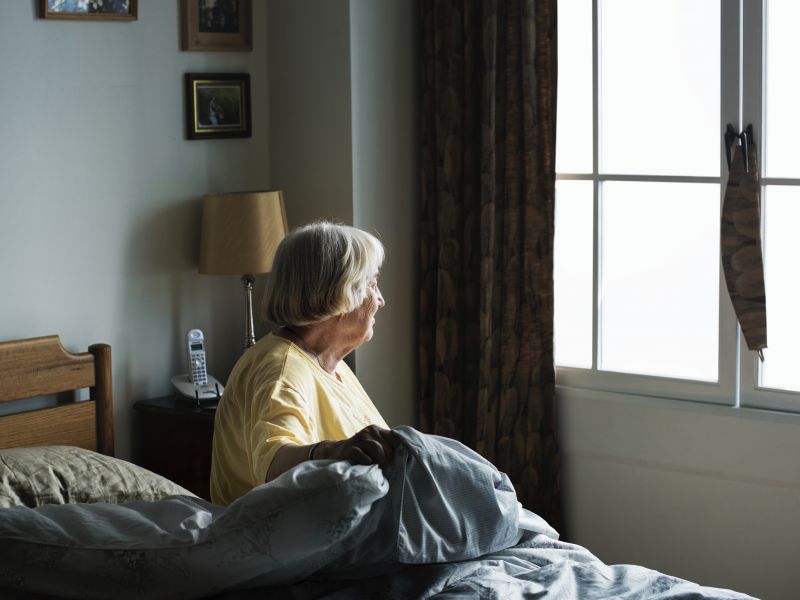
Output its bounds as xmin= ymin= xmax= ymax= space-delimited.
xmin=220 ymin=531 xmax=755 ymax=600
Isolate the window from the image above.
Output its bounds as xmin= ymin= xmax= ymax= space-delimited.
xmin=554 ymin=0 xmax=800 ymax=412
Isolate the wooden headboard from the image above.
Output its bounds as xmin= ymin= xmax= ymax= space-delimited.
xmin=0 ymin=335 xmax=114 ymax=455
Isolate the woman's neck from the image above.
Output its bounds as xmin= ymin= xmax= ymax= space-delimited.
xmin=280 ymin=323 xmax=355 ymax=374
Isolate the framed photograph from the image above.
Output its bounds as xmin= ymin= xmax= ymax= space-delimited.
xmin=185 ymin=73 xmax=252 ymax=140
xmin=40 ymin=0 xmax=137 ymax=20
xmin=181 ymin=0 xmax=252 ymax=52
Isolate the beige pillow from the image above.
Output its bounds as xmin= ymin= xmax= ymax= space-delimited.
xmin=0 ymin=445 xmax=195 ymax=507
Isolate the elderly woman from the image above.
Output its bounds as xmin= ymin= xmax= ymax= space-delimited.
xmin=210 ymin=221 xmax=397 ymax=506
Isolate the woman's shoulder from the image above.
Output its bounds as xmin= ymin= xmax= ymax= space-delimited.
xmin=243 ymin=333 xmax=321 ymax=388
xmin=245 ymin=333 xmax=293 ymax=371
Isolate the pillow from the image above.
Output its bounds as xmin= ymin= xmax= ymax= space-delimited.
xmin=0 ymin=446 xmax=195 ymax=507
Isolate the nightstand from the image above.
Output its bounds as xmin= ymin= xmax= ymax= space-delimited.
xmin=134 ymin=395 xmax=218 ymax=501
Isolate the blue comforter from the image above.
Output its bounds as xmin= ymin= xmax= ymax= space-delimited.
xmin=0 ymin=427 xmax=754 ymax=599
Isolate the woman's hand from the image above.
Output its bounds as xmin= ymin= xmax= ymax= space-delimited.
xmin=316 ymin=425 xmax=400 ymax=467
xmin=268 ymin=426 xmax=400 ymax=482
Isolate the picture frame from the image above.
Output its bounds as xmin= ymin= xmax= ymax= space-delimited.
xmin=40 ymin=0 xmax=137 ymax=21
xmin=185 ymin=73 xmax=252 ymax=140
xmin=181 ymin=0 xmax=252 ymax=52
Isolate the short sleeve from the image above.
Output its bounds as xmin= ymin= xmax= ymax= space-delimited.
xmin=249 ymin=382 xmax=317 ymax=484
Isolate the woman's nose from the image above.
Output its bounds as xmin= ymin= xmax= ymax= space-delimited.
xmin=377 ymin=287 xmax=386 ymax=308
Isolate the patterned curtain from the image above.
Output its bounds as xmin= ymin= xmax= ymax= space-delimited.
xmin=419 ymin=0 xmax=561 ymax=531
xmin=721 ymin=127 xmax=767 ymax=356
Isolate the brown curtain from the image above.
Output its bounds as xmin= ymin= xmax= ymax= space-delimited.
xmin=419 ymin=0 xmax=561 ymax=531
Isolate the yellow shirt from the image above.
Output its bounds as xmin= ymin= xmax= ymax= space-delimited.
xmin=210 ymin=333 xmax=388 ymax=506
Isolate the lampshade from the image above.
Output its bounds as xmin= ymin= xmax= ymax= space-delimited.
xmin=199 ymin=190 xmax=288 ymax=275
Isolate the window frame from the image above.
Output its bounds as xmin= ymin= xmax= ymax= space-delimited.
xmin=737 ymin=0 xmax=800 ymax=412
xmin=555 ymin=0 xmax=800 ymax=412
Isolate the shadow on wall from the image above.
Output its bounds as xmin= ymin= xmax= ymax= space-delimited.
xmin=119 ymin=197 xmax=241 ymax=407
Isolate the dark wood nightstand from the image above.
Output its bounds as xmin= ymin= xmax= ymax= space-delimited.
xmin=134 ymin=395 xmax=218 ymax=501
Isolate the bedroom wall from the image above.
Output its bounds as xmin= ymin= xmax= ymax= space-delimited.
xmin=0 ymin=1 xmax=270 ymax=458
xmin=349 ymin=0 xmax=418 ymax=428
xmin=0 ymin=0 xmax=416 ymax=460
xmin=560 ymin=386 xmax=800 ymax=599
xmin=265 ymin=0 xmax=354 ymax=229
xmin=266 ymin=0 xmax=418 ymax=428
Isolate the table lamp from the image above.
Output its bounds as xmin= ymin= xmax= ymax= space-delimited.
xmin=199 ymin=190 xmax=288 ymax=349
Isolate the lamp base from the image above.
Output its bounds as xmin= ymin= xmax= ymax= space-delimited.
xmin=242 ymin=274 xmax=256 ymax=350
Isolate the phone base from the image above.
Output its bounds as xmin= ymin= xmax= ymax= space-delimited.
xmin=171 ymin=374 xmax=224 ymax=403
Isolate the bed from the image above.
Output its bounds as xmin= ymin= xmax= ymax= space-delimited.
xmin=0 ymin=335 xmax=757 ymax=600
xmin=0 ymin=335 xmax=113 ymax=455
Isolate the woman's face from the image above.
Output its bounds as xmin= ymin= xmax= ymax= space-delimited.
xmin=340 ymin=273 xmax=385 ymax=347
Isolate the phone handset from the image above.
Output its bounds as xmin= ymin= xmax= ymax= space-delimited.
xmin=171 ymin=329 xmax=224 ymax=403
xmin=187 ymin=329 xmax=208 ymax=385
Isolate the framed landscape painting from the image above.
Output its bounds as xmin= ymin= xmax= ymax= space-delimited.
xmin=41 ymin=0 xmax=137 ymax=20
xmin=185 ymin=73 xmax=252 ymax=140
xmin=181 ymin=0 xmax=252 ymax=52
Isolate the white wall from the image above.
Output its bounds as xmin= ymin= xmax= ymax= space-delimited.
xmin=266 ymin=0 xmax=418 ymax=428
xmin=350 ymin=0 xmax=418 ymax=427
xmin=266 ymin=0 xmax=353 ymax=229
xmin=0 ymin=0 xmax=417 ymax=457
xmin=0 ymin=2 xmax=270 ymax=459
xmin=561 ymin=386 xmax=800 ymax=599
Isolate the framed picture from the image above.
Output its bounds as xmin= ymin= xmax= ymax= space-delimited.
xmin=185 ymin=73 xmax=252 ymax=140
xmin=181 ymin=0 xmax=252 ymax=52
xmin=40 ymin=0 xmax=137 ymax=20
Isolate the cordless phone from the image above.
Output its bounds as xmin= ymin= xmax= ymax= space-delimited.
xmin=187 ymin=329 xmax=208 ymax=385
xmin=171 ymin=328 xmax=223 ymax=403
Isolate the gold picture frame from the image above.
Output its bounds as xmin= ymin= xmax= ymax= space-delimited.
xmin=181 ymin=0 xmax=252 ymax=52
xmin=185 ymin=73 xmax=252 ymax=140
xmin=40 ymin=0 xmax=137 ymax=21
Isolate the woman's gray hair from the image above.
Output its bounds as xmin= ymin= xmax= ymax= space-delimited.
xmin=262 ymin=221 xmax=385 ymax=326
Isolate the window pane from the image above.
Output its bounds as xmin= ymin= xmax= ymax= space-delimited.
xmin=759 ymin=186 xmax=800 ymax=391
xmin=554 ymin=181 xmax=593 ymax=368
xmin=556 ymin=0 xmax=592 ymax=174
xmin=599 ymin=0 xmax=719 ymax=176
xmin=764 ymin=0 xmax=800 ymax=177
xmin=600 ymin=182 xmax=719 ymax=380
